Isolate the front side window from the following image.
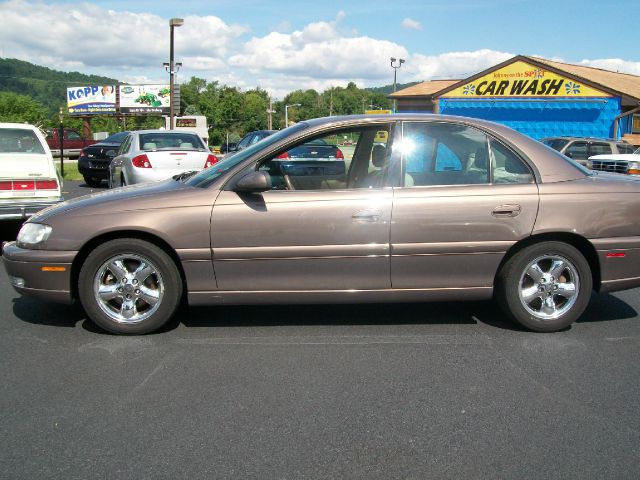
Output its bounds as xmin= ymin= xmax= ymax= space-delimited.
xmin=617 ymin=144 xmax=636 ymax=154
xmin=0 ymin=129 xmax=46 ymax=154
xmin=400 ymin=122 xmax=489 ymax=186
xmin=589 ymin=143 xmax=612 ymax=156
xmin=258 ymin=125 xmax=392 ymax=191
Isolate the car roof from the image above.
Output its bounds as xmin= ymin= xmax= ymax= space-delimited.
xmin=0 ymin=122 xmax=39 ymax=130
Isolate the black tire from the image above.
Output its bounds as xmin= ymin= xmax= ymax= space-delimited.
xmin=496 ymin=241 xmax=592 ymax=332
xmin=78 ymin=238 xmax=182 ymax=334
xmin=83 ymin=176 xmax=103 ymax=188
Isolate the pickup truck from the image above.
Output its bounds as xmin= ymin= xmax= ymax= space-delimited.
xmin=588 ymin=147 xmax=640 ymax=175
xmin=45 ymin=128 xmax=98 ymax=158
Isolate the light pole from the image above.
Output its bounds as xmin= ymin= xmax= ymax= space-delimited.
xmin=285 ymin=103 xmax=301 ymax=128
xmin=390 ymin=57 xmax=405 ymax=113
xmin=166 ymin=17 xmax=184 ymax=130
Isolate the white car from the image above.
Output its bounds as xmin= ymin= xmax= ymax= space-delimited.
xmin=108 ymin=130 xmax=218 ymax=187
xmin=0 ymin=123 xmax=63 ymax=220
xmin=588 ymin=147 xmax=640 ymax=175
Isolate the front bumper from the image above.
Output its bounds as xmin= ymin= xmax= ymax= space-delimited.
xmin=0 ymin=198 xmax=63 ymax=221
xmin=2 ymin=241 xmax=76 ymax=304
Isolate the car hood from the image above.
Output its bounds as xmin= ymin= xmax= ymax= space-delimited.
xmin=589 ymin=154 xmax=640 ymax=161
xmin=30 ymin=179 xmax=196 ymax=222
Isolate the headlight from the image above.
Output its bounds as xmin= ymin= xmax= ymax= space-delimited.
xmin=17 ymin=223 xmax=52 ymax=248
xmin=628 ymin=161 xmax=640 ymax=175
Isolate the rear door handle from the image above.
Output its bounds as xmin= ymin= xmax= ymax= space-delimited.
xmin=352 ymin=209 xmax=381 ymax=223
xmin=492 ymin=204 xmax=521 ymax=217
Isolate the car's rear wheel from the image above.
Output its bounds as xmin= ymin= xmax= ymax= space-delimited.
xmin=83 ymin=175 xmax=103 ymax=187
xmin=496 ymin=241 xmax=592 ymax=332
xmin=78 ymin=238 xmax=182 ymax=334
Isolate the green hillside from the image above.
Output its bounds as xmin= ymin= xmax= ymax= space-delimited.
xmin=0 ymin=58 xmax=119 ymax=114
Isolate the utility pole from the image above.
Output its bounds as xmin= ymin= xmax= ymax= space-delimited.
xmin=267 ymin=97 xmax=274 ymax=130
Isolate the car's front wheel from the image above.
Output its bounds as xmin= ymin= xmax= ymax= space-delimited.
xmin=496 ymin=241 xmax=592 ymax=332
xmin=78 ymin=238 xmax=183 ymax=334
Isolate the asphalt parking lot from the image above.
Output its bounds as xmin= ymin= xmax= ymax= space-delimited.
xmin=1 ymin=182 xmax=639 ymax=479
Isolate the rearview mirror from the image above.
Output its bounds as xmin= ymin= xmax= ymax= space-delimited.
xmin=234 ymin=171 xmax=272 ymax=192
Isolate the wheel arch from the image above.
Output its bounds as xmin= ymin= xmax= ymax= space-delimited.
xmin=70 ymin=230 xmax=187 ymax=301
xmin=495 ymin=232 xmax=601 ymax=292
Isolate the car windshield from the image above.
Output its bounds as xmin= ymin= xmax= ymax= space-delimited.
xmin=0 ymin=128 xmax=46 ymax=154
xmin=634 ymin=147 xmax=640 ymax=155
xmin=103 ymin=131 xmax=129 ymax=143
xmin=139 ymin=133 xmax=205 ymax=151
xmin=186 ymin=123 xmax=308 ymax=187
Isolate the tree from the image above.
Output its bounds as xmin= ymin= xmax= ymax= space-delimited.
xmin=0 ymin=92 xmax=49 ymax=125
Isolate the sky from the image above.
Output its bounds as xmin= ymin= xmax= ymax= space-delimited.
xmin=1 ymin=0 xmax=638 ymax=99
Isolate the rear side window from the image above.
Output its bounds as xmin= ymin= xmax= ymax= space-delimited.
xmin=564 ymin=141 xmax=588 ymax=160
xmin=401 ymin=122 xmax=489 ymax=186
xmin=542 ymin=139 xmax=569 ymax=151
xmin=490 ymin=139 xmax=533 ymax=184
xmin=0 ymin=128 xmax=46 ymax=154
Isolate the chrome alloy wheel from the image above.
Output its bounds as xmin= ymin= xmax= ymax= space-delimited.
xmin=93 ymin=254 xmax=164 ymax=324
xmin=518 ymin=254 xmax=579 ymax=320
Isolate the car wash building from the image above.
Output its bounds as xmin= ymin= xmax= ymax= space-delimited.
xmin=391 ymin=55 xmax=640 ymax=144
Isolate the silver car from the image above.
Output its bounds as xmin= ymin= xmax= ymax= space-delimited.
xmin=108 ymin=130 xmax=218 ymax=187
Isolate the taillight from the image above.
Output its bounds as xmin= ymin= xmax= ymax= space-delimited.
xmin=276 ymin=151 xmax=289 ymax=159
xmin=132 ymin=154 xmax=152 ymax=168
xmin=335 ymin=148 xmax=344 ymax=159
xmin=204 ymin=154 xmax=218 ymax=168
xmin=14 ymin=181 xmax=35 ymax=190
xmin=0 ymin=181 xmax=12 ymax=190
xmin=36 ymin=179 xmax=58 ymax=190
xmin=79 ymin=148 xmax=85 ymax=157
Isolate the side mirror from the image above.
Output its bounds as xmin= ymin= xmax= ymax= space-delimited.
xmin=234 ymin=171 xmax=272 ymax=192
xmin=105 ymin=150 xmax=117 ymax=158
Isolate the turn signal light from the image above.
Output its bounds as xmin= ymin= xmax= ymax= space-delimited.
xmin=132 ymin=154 xmax=152 ymax=168
xmin=628 ymin=168 xmax=640 ymax=175
xmin=276 ymin=151 xmax=290 ymax=159
xmin=36 ymin=180 xmax=58 ymax=190
xmin=204 ymin=154 xmax=219 ymax=168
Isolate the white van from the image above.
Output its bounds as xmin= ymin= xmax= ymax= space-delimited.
xmin=0 ymin=123 xmax=63 ymax=220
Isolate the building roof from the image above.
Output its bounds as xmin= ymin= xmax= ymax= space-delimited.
xmin=389 ymin=80 xmax=460 ymax=98
xmin=523 ymin=56 xmax=640 ymax=101
xmin=392 ymin=56 xmax=640 ymax=104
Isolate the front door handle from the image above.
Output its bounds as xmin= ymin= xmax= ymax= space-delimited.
xmin=352 ymin=209 xmax=381 ymax=223
xmin=492 ymin=204 xmax=521 ymax=217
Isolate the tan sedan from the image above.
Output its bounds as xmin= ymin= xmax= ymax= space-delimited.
xmin=3 ymin=114 xmax=640 ymax=334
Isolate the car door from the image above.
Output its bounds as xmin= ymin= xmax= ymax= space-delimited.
xmin=211 ymin=124 xmax=394 ymax=291
xmin=390 ymin=121 xmax=539 ymax=291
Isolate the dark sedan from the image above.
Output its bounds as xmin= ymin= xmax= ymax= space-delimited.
xmin=77 ymin=131 xmax=129 ymax=187
xmin=3 ymin=114 xmax=640 ymax=334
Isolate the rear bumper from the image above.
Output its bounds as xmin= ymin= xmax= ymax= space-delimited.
xmin=0 ymin=198 xmax=63 ymax=220
xmin=2 ymin=241 xmax=76 ymax=304
xmin=78 ymin=157 xmax=110 ymax=179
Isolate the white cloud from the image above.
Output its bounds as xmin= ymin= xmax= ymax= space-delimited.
xmin=1 ymin=1 xmax=639 ymax=100
xmin=401 ymin=18 xmax=422 ymax=31
xmin=0 ymin=0 xmax=247 ymax=73
xmin=409 ymin=49 xmax=515 ymax=80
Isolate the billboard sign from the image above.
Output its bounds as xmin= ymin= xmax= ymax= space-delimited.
xmin=440 ymin=61 xmax=611 ymax=98
xmin=67 ymin=85 xmax=116 ymax=115
xmin=119 ymin=84 xmax=171 ymax=114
